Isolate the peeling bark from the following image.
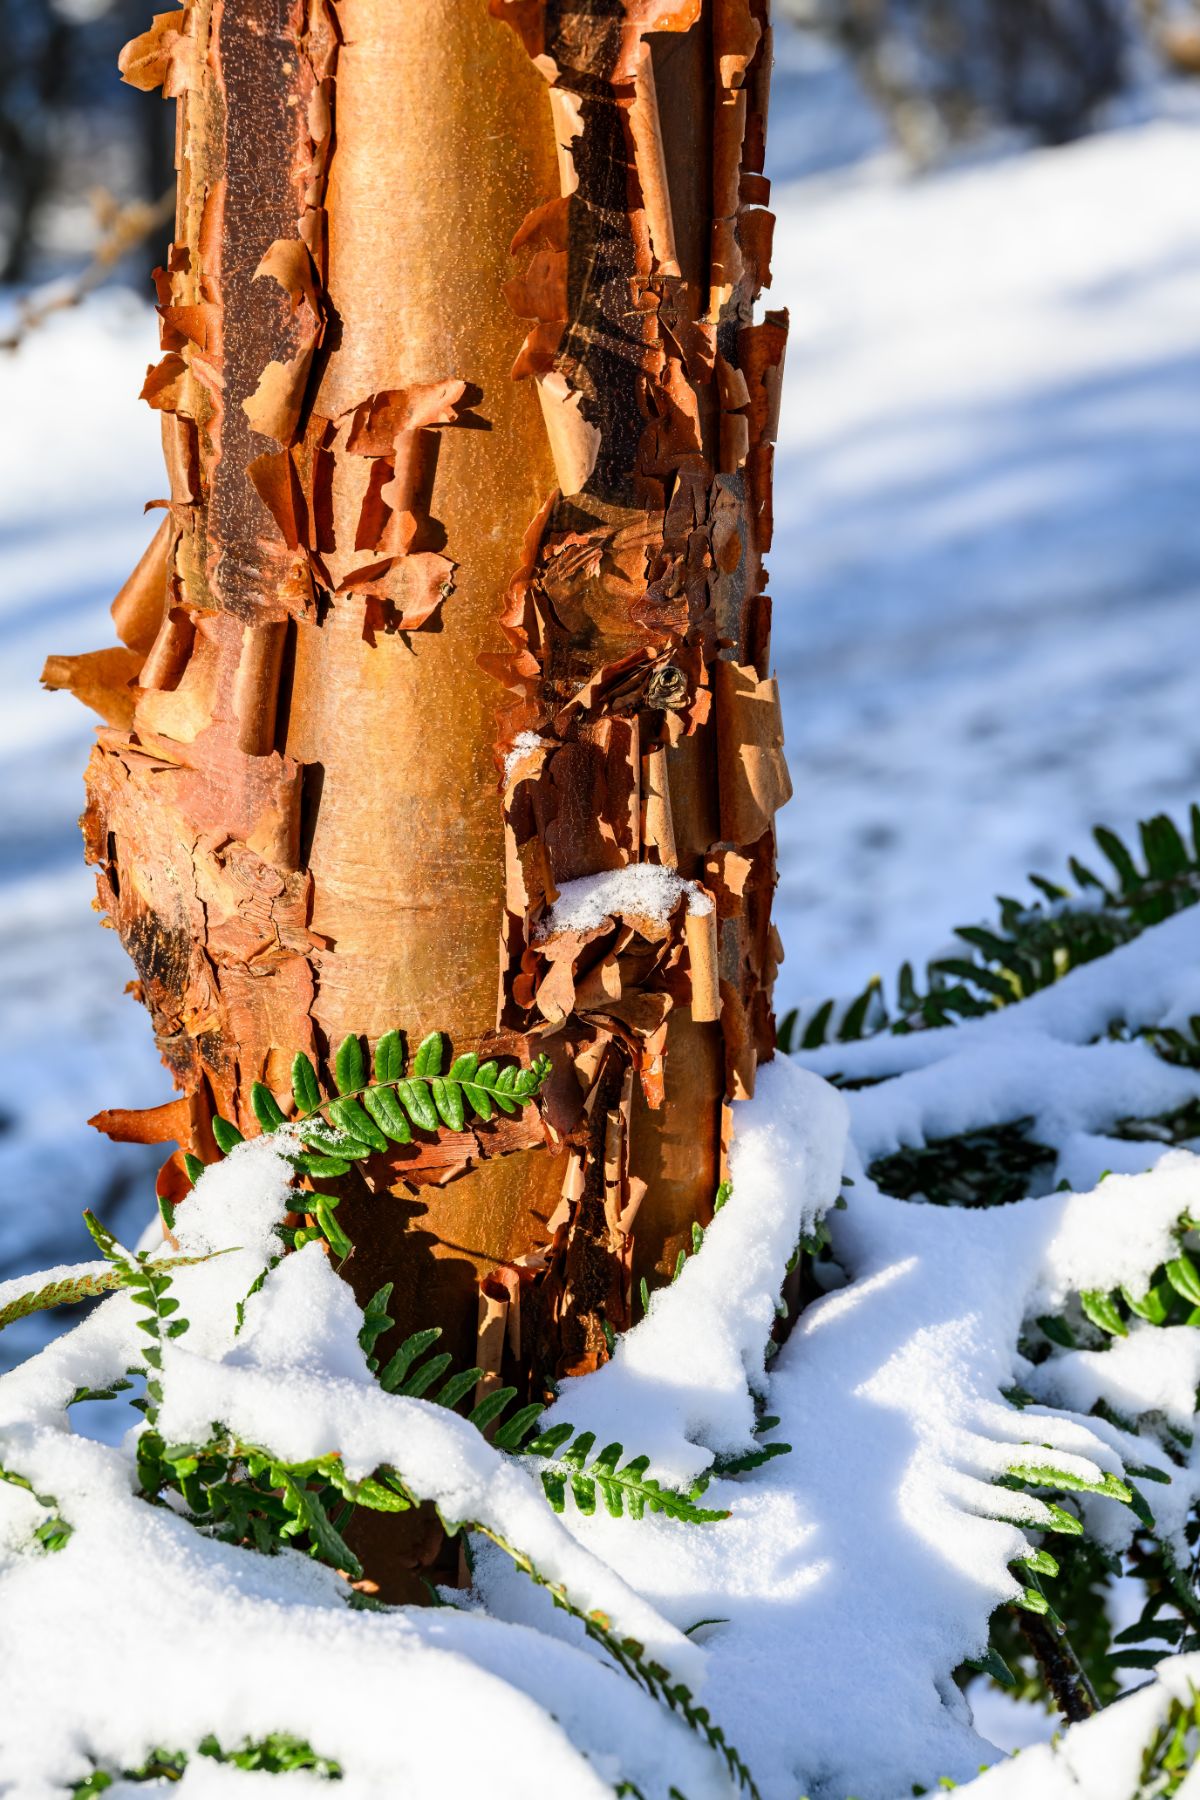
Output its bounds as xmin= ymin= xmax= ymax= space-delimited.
xmin=490 ymin=0 xmax=789 ymax=1369
xmin=45 ymin=0 xmax=788 ymax=1487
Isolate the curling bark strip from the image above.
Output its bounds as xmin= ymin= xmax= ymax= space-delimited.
xmin=42 ymin=1 xmax=789 ymax=1415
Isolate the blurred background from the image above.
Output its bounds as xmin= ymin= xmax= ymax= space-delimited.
xmin=0 ymin=0 xmax=1198 ymax=1483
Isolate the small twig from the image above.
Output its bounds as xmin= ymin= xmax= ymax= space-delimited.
xmin=0 ymin=185 xmax=174 ymax=353
xmin=1018 ymin=1611 xmax=1097 ymax=1723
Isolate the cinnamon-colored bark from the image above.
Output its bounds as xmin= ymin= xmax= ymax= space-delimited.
xmin=46 ymin=0 xmax=788 ymax=1423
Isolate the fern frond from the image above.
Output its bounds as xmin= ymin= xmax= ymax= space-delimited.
xmin=470 ymin=1521 xmax=761 ymax=1797
xmin=781 ymin=805 xmax=1200 ymax=1051
xmin=142 ymin=1416 xmax=751 ymax=1791
xmin=709 ymin=1441 xmax=792 ymax=1477
xmin=353 ymin=1299 xmax=727 ymax=1525
xmin=1002 ymin=1461 xmax=1132 ymax=1505
xmin=867 ymin=1118 xmax=1057 ymax=1211
xmin=83 ymin=1212 xmax=191 ymax=1432
xmin=71 ymin=1731 xmax=342 ymax=1792
xmin=963 ymin=1644 xmax=1017 ymax=1688
xmin=186 ymin=1033 xmax=552 ymax=1265
xmin=0 ymin=1248 xmax=237 ymax=1334
xmin=357 ymin=1282 xmax=395 ymax=1371
xmin=0 ymin=1462 xmax=72 ymax=1553
xmin=259 ymin=1031 xmax=551 ymax=1149
xmin=522 ymin=1427 xmax=729 ymax=1523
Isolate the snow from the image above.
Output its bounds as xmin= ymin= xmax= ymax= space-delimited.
xmin=769 ymin=117 xmax=1200 ymax=1009
xmin=495 ymin=1071 xmax=1196 ymax=1796
xmin=226 ymin=1243 xmax=371 ymax=1384
xmin=502 ymin=728 xmax=547 ymax=786
xmin=796 ymin=906 xmax=1200 ymax=1184
xmin=1025 ymin=1324 xmax=1200 ymax=1433
xmin=0 ymin=1163 xmax=720 ymax=1800
xmin=537 ymin=864 xmax=713 ymax=937
xmin=547 ymin=1058 xmax=848 ymax=1484
xmin=173 ymin=1131 xmax=301 ymax=1264
xmin=0 ymin=291 xmax=167 ymax=1369
xmin=0 ymin=1435 xmax=721 ymax=1800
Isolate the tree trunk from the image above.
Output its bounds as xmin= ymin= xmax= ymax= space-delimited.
xmin=44 ymin=0 xmax=787 ymax=1506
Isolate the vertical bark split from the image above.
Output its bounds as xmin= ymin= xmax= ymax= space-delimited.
xmin=44 ymin=0 xmax=788 ymax=1424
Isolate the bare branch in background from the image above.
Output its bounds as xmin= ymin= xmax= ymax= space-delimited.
xmin=0 ymin=185 xmax=174 ymax=353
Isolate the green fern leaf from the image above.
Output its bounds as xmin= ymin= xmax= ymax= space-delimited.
xmin=413 ymin=1031 xmax=445 ymax=1079
xmin=397 ymin=1352 xmax=453 ymax=1398
xmin=525 ymin=1427 xmax=729 ymax=1524
xmin=1080 ymin=1289 xmax=1128 ymax=1337
xmin=334 ymin=1034 xmax=365 ymax=1097
xmin=931 ymin=957 xmax=1013 ymax=1002
xmin=570 ymin=1473 xmax=597 ymax=1514
xmin=327 ymin=1096 xmax=388 ymax=1154
xmin=279 ymin=1472 xmax=362 ymax=1579
xmin=1094 ymin=825 xmax=1139 ymax=892
xmin=290 ymin=1150 xmax=352 ymax=1179
xmin=492 ymin=1402 xmax=546 ymax=1452
xmin=212 ymin=1116 xmax=244 ymax=1155
xmin=802 ymin=998 xmax=836 ymax=1048
xmin=1015 ymin=1547 xmax=1060 ymax=1578
xmin=250 ymin=1083 xmax=285 ymax=1134
xmin=291 ymin=1052 xmax=321 ymax=1117
xmin=361 ymin=1084 xmax=412 ymax=1144
xmin=430 ymin=1077 xmax=465 ymax=1132
xmin=839 ymin=978 xmax=880 ymax=1040
xmin=358 ymin=1283 xmax=394 ymax=1368
xmin=711 ymin=1441 xmax=792 ymax=1476
xmin=1122 ymin=1281 xmax=1171 ymax=1324
xmin=1007 ymin=1461 xmax=1132 ymax=1503
xmin=468 ymin=1385 xmax=519 ymax=1432
xmin=312 ymin=1200 xmax=352 ymax=1262
xmin=395 ymin=1077 xmax=438 ymax=1134
xmin=461 ymin=1077 xmax=493 ymax=1122
xmin=964 ymin=1645 xmax=1017 ymax=1688
xmin=374 ymin=1029 xmax=404 ymax=1085
xmin=1041 ymin=1502 xmax=1085 ymax=1536
xmin=540 ymin=1468 xmax=567 ymax=1510
xmin=297 ymin=1120 xmax=372 ymax=1161
xmin=1165 ymin=1254 xmax=1200 ymax=1306
xmin=379 ymin=1327 xmax=441 ymax=1393
xmin=434 ymin=1367 xmax=485 ymax=1411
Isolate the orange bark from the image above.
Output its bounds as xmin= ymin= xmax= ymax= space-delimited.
xmin=45 ymin=0 xmax=788 ymax=1412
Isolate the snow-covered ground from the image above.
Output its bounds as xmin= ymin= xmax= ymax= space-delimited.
xmin=2 ymin=69 xmax=1200 ymax=1349
xmin=770 ymin=110 xmax=1200 ymax=1008
xmin=0 ymin=292 xmax=166 ymax=1325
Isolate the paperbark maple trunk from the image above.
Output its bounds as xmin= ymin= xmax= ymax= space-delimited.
xmin=45 ymin=0 xmax=788 ymax=1450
